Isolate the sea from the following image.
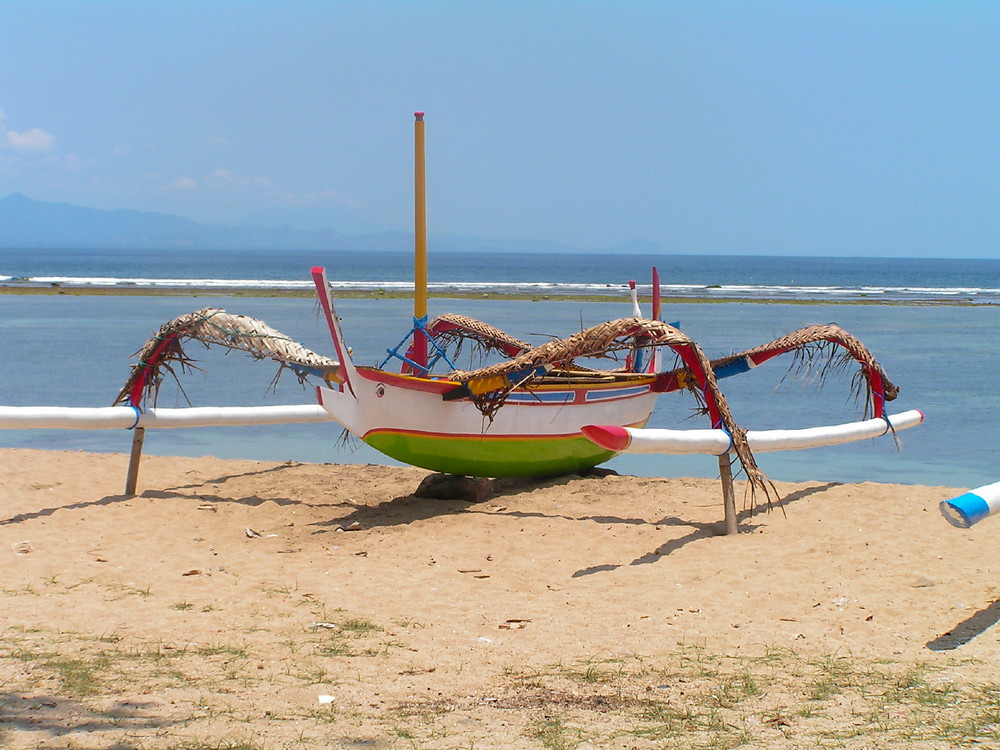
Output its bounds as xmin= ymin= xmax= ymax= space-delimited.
xmin=2 ymin=247 xmax=999 ymax=491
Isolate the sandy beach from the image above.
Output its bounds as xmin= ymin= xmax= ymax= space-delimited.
xmin=1 ymin=448 xmax=998 ymax=749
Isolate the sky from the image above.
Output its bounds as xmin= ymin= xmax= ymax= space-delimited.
xmin=1 ymin=1 xmax=998 ymax=258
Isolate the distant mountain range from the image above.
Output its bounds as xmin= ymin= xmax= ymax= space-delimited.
xmin=0 ymin=193 xmax=662 ymax=255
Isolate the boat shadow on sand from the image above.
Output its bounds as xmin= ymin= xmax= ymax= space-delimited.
xmin=571 ymin=482 xmax=838 ymax=577
xmin=1 ymin=462 xmax=352 ymax=527
xmin=136 ymin=465 xmax=841 ymax=572
xmin=2 ymin=464 xmax=838 ymax=577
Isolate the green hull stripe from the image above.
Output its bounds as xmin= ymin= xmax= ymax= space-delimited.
xmin=365 ymin=431 xmax=617 ymax=478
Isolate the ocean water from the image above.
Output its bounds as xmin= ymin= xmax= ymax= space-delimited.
xmin=1 ymin=248 xmax=998 ymax=491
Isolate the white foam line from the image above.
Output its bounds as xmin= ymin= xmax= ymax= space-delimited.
xmin=5 ymin=276 xmax=1000 ymax=299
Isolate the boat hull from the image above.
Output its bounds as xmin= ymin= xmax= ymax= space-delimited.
xmin=364 ymin=429 xmax=620 ymax=478
xmin=317 ymin=368 xmax=656 ymax=477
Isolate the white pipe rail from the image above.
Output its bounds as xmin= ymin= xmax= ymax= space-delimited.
xmin=0 ymin=404 xmax=333 ymax=430
xmin=582 ymin=409 xmax=924 ymax=455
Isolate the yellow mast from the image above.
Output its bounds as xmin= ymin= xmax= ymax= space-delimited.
xmin=412 ymin=111 xmax=428 ymax=368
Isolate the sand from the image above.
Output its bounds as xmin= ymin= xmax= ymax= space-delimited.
xmin=1 ymin=448 xmax=999 ymax=749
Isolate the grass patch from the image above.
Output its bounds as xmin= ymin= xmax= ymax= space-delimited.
xmin=494 ymin=648 xmax=1000 ymax=749
xmin=338 ymin=618 xmax=382 ymax=634
xmin=106 ymin=581 xmax=153 ymax=599
xmin=3 ymin=621 xmax=999 ymax=749
xmin=529 ymin=713 xmax=584 ymax=749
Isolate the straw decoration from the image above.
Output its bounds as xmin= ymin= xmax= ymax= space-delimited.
xmin=114 ymin=308 xmax=339 ymax=408
xmin=709 ymin=323 xmax=899 ymax=416
xmin=427 ymin=313 xmax=532 ymax=361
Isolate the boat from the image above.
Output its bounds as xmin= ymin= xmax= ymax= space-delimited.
xmin=312 ymin=267 xmax=684 ymax=478
xmin=104 ymin=113 xmax=906 ymax=492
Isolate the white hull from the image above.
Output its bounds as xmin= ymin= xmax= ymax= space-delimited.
xmin=317 ymin=371 xmax=657 ymax=440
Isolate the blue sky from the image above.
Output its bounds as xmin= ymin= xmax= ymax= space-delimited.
xmin=1 ymin=1 xmax=998 ymax=257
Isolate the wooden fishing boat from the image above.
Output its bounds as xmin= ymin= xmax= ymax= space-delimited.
xmin=310 ymin=267 xmax=663 ymax=477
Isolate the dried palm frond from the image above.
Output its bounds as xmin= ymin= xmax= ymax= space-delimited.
xmin=427 ymin=313 xmax=531 ymax=365
xmin=114 ymin=308 xmax=340 ymax=408
xmin=708 ymin=323 xmax=898 ymax=417
xmin=448 ymin=317 xmax=691 ymax=382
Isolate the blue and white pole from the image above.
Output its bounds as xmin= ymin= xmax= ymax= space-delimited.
xmin=940 ymin=481 xmax=1000 ymax=528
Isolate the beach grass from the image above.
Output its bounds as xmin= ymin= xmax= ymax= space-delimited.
xmin=3 ymin=614 xmax=999 ymax=749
